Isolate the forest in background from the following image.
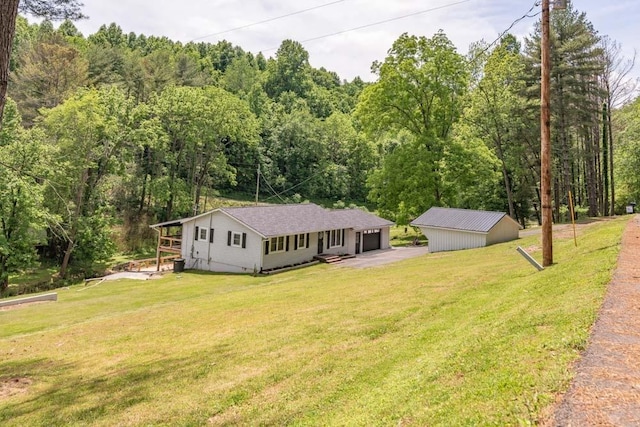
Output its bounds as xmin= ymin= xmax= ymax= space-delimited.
xmin=1 ymin=2 xmax=639 ymax=291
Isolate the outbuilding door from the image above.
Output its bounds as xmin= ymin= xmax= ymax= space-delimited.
xmin=362 ymin=229 xmax=381 ymax=252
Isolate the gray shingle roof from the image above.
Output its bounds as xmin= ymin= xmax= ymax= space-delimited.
xmin=217 ymin=203 xmax=393 ymax=238
xmin=327 ymin=209 xmax=394 ymax=231
xmin=221 ymin=204 xmax=329 ymax=237
xmin=410 ymin=207 xmax=509 ymax=233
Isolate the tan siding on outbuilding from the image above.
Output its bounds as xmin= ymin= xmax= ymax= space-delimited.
xmin=486 ymin=217 xmax=520 ymax=245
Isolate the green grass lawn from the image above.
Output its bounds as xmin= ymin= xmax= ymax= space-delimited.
xmin=0 ymin=217 xmax=627 ymax=426
xmin=390 ymin=225 xmax=427 ymax=247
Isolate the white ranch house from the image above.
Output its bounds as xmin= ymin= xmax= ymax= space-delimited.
xmin=411 ymin=207 xmax=520 ymax=253
xmin=151 ymin=203 xmax=394 ymax=273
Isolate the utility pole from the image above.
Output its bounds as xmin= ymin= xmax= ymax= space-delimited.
xmin=540 ymin=0 xmax=566 ymax=266
xmin=540 ymin=0 xmax=553 ymax=266
xmin=255 ymin=163 xmax=260 ymax=205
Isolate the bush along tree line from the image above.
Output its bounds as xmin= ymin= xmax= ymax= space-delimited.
xmin=1 ymin=1 xmax=639 ymax=293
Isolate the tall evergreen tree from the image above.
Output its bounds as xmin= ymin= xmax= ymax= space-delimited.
xmin=9 ymin=32 xmax=88 ymax=125
xmin=524 ymin=2 xmax=604 ymax=218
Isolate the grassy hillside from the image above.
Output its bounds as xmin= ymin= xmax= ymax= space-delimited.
xmin=0 ymin=217 xmax=627 ymax=426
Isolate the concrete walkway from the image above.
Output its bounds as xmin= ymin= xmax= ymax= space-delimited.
xmin=337 ymin=245 xmax=429 ymax=269
xmin=86 ymin=271 xmax=159 ymax=282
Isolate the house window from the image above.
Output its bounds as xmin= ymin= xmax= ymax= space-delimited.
xmin=232 ymin=231 xmax=242 ymax=247
xmin=227 ymin=231 xmax=247 ymax=248
xmin=199 ymin=227 xmax=208 ymax=241
xmin=298 ymin=233 xmax=305 ymax=249
xmin=269 ymin=236 xmax=285 ymax=253
xmin=329 ymin=229 xmax=343 ymax=248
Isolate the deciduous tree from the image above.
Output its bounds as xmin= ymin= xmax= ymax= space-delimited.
xmin=0 ymin=99 xmax=51 ymax=292
xmin=41 ymin=87 xmax=131 ymax=277
xmin=142 ymin=86 xmax=259 ymax=220
xmin=265 ymin=40 xmax=312 ymax=100
xmin=0 ymin=0 xmax=84 ymax=127
xmin=600 ymin=36 xmax=638 ymax=215
xmin=613 ymin=97 xmax=640 ymax=210
xmin=462 ymin=37 xmax=535 ymax=222
xmin=356 ymin=31 xmax=469 ymax=215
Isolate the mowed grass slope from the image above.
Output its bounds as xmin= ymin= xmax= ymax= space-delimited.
xmin=0 ymin=218 xmax=627 ymax=426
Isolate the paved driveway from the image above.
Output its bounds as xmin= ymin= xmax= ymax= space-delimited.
xmin=337 ymin=246 xmax=430 ymax=269
xmin=546 ymin=215 xmax=640 ymax=425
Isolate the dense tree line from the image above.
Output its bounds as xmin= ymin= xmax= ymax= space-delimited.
xmin=0 ymin=1 xmax=638 ymax=291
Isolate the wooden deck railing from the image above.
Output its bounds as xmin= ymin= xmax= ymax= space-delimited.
xmin=158 ymin=236 xmax=182 ymax=253
xmin=129 ymin=254 xmax=180 ymax=271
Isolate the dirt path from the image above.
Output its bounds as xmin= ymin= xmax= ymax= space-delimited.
xmin=544 ymin=215 xmax=640 ymax=426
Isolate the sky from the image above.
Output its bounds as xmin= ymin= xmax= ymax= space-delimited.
xmin=55 ymin=0 xmax=640 ymax=82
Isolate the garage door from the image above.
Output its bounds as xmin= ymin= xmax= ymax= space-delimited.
xmin=362 ymin=229 xmax=381 ymax=252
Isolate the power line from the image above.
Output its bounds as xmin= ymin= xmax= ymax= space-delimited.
xmin=189 ymin=0 xmax=348 ymax=42
xmin=471 ymin=1 xmax=540 ymax=62
xmin=260 ymin=0 xmax=473 ymax=52
xmin=258 ymin=171 xmax=288 ymax=204
xmin=264 ymin=168 xmax=327 ymax=202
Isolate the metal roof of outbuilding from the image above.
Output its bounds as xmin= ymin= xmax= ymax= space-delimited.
xmin=410 ymin=207 xmax=514 ymax=233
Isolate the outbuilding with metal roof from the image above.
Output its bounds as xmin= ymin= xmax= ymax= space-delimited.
xmin=410 ymin=207 xmax=520 ymax=253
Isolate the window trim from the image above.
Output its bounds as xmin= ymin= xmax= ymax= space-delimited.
xmin=199 ymin=227 xmax=208 ymax=241
xmin=231 ymin=231 xmax=243 ymax=248
xmin=269 ymin=236 xmax=286 ymax=253
xmin=329 ymin=229 xmax=343 ymax=248
xmin=297 ymin=233 xmax=306 ymax=250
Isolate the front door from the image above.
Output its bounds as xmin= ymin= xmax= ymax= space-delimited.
xmin=317 ymin=232 xmax=324 ymax=254
xmin=355 ymin=232 xmax=361 ymax=254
